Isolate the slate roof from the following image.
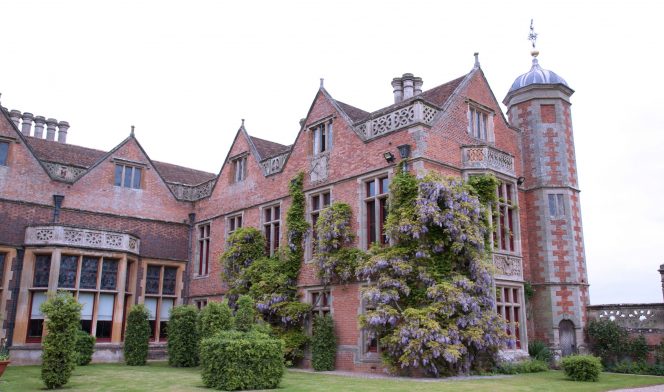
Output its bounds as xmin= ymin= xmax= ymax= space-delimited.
xmin=25 ymin=136 xmax=216 ymax=185
xmin=250 ymin=136 xmax=291 ymax=160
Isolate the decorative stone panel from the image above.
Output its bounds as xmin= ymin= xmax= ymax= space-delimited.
xmin=42 ymin=161 xmax=87 ymax=182
xmin=309 ymin=153 xmax=329 ymax=184
xmin=493 ymin=253 xmax=523 ymax=280
xmin=167 ymin=179 xmax=215 ymax=201
xmin=354 ymin=101 xmax=438 ymax=140
xmin=25 ymin=226 xmax=140 ymax=255
xmin=462 ymin=145 xmax=515 ymax=177
xmin=260 ymin=152 xmax=289 ymax=176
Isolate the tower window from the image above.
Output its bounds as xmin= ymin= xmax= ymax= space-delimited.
xmin=548 ymin=194 xmax=566 ymax=218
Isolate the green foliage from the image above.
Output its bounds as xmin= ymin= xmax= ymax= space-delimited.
xmin=285 ymin=172 xmax=309 ymax=281
xmin=628 ymin=334 xmax=649 ymax=363
xmin=75 ymin=330 xmax=95 ymax=366
xmin=235 ymin=295 xmax=256 ymax=332
xmin=167 ymin=305 xmax=200 ymax=367
xmin=0 ymin=338 xmax=10 ymax=361
xmin=561 ymin=355 xmax=603 ymax=382
xmin=611 ymin=360 xmax=664 ymax=376
xmin=656 ymin=340 xmax=664 ymax=365
xmin=528 ymin=340 xmax=552 ymax=363
xmin=221 ymin=227 xmax=267 ymax=296
xmin=311 ymin=314 xmax=336 ymax=371
xmin=273 ymin=327 xmax=310 ymax=367
xmin=200 ymin=330 xmax=284 ymax=390
xmin=198 ymin=301 xmax=234 ymax=339
xmin=40 ymin=291 xmax=82 ymax=389
xmin=466 ymin=173 xmax=500 ymax=206
xmin=523 ymin=281 xmax=535 ymax=301
xmin=587 ymin=319 xmax=629 ymax=366
xmin=497 ymin=359 xmax=548 ymax=374
xmin=124 ymin=304 xmax=151 ymax=366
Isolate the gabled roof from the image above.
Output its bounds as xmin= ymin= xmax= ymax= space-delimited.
xmin=249 ymin=136 xmax=291 ymax=160
xmin=334 ymin=100 xmax=370 ymax=123
xmin=25 ymin=136 xmax=215 ymax=186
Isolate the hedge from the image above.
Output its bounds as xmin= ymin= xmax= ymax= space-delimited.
xmin=561 ymin=355 xmax=603 ymax=382
xmin=235 ymin=295 xmax=256 ymax=332
xmin=124 ymin=304 xmax=151 ymax=366
xmin=41 ymin=291 xmax=82 ymax=389
xmin=311 ymin=314 xmax=336 ymax=371
xmin=497 ymin=359 xmax=548 ymax=374
xmin=75 ymin=330 xmax=96 ymax=366
xmin=200 ymin=330 xmax=284 ymax=390
xmin=198 ymin=301 xmax=234 ymax=339
xmin=168 ymin=305 xmax=200 ymax=367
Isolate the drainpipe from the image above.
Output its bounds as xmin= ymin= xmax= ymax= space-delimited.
xmin=182 ymin=213 xmax=196 ymax=304
xmin=53 ymin=194 xmax=65 ymax=222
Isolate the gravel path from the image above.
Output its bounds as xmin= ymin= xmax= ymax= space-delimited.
xmin=609 ymin=386 xmax=664 ymax=392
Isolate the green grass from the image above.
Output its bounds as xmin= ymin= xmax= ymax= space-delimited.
xmin=1 ymin=362 xmax=662 ymax=391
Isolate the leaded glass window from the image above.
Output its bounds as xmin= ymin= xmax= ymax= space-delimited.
xmin=101 ymin=259 xmax=119 ymax=290
xmin=162 ymin=267 xmax=177 ymax=295
xmin=146 ymin=265 xmax=161 ymax=294
xmin=0 ymin=253 xmax=5 ymax=287
xmin=58 ymin=255 xmax=78 ymax=288
xmin=33 ymin=255 xmax=51 ymax=287
xmin=80 ymin=257 xmax=99 ymax=289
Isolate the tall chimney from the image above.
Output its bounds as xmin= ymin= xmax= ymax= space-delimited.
xmin=34 ymin=116 xmax=46 ymax=138
xmin=21 ymin=112 xmax=34 ymax=136
xmin=402 ymin=73 xmax=414 ymax=100
xmin=57 ymin=121 xmax=69 ymax=143
xmin=9 ymin=110 xmax=21 ymax=128
xmin=659 ymin=264 xmax=664 ymax=301
xmin=45 ymin=118 xmax=57 ymax=141
xmin=414 ymin=77 xmax=423 ymax=95
xmin=392 ymin=77 xmax=403 ymax=104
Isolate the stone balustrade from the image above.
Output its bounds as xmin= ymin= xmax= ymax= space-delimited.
xmin=493 ymin=252 xmax=523 ymax=280
xmin=25 ymin=225 xmax=140 ymax=254
xmin=2 ymin=107 xmax=69 ymax=143
xmin=461 ymin=145 xmax=515 ymax=177
xmin=355 ymin=100 xmax=438 ymax=140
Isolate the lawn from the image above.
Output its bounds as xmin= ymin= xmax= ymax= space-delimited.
xmin=1 ymin=362 xmax=663 ymax=392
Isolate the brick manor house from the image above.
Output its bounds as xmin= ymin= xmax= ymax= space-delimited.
xmin=0 ymin=51 xmax=589 ymax=368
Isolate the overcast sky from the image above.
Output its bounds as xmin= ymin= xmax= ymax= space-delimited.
xmin=1 ymin=0 xmax=662 ymax=305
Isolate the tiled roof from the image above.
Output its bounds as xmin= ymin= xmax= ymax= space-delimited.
xmin=419 ymin=75 xmax=466 ymax=107
xmin=26 ymin=137 xmax=216 ymax=185
xmin=335 ymin=100 xmax=371 ymax=123
xmin=250 ymin=136 xmax=291 ymax=160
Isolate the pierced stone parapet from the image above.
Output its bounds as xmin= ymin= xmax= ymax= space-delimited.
xmin=25 ymin=226 xmax=140 ymax=255
xmin=588 ymin=304 xmax=664 ymax=332
xmin=42 ymin=161 xmax=88 ymax=182
xmin=354 ymin=100 xmax=438 ymax=140
xmin=493 ymin=253 xmax=523 ymax=280
xmin=167 ymin=179 xmax=215 ymax=201
xmin=260 ymin=152 xmax=289 ymax=176
xmin=462 ymin=145 xmax=515 ymax=177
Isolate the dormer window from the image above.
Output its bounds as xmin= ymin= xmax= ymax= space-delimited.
xmin=114 ymin=164 xmax=142 ymax=189
xmin=232 ymin=155 xmax=247 ymax=183
xmin=312 ymin=120 xmax=333 ymax=155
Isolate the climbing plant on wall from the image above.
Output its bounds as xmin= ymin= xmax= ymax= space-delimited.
xmin=357 ymin=169 xmax=509 ymax=376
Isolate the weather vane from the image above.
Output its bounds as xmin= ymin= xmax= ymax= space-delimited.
xmin=528 ymin=19 xmax=539 ymax=57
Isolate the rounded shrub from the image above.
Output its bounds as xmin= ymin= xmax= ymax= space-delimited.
xmin=528 ymin=340 xmax=552 ymax=363
xmin=561 ymin=355 xmax=603 ymax=382
xmin=198 ymin=301 xmax=234 ymax=339
xmin=167 ymin=305 xmax=200 ymax=367
xmin=235 ymin=295 xmax=256 ymax=332
xmin=311 ymin=314 xmax=336 ymax=371
xmin=41 ymin=291 xmax=82 ymax=389
xmin=75 ymin=330 xmax=96 ymax=366
xmin=124 ymin=304 xmax=151 ymax=366
xmin=200 ymin=330 xmax=284 ymax=390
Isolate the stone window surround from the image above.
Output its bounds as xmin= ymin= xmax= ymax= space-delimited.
xmin=357 ymin=285 xmax=382 ymax=362
xmin=194 ymin=221 xmax=212 ymax=278
xmin=357 ymin=169 xmax=393 ymax=251
xmin=495 ymin=281 xmax=528 ymax=350
xmin=0 ymin=247 xmax=16 ymax=341
xmin=229 ymin=153 xmax=248 ymax=183
xmin=489 ymin=175 xmax=522 ymax=256
xmin=466 ymin=99 xmax=495 ymax=143
xmin=307 ymin=115 xmax=334 ymax=157
xmin=138 ymin=259 xmax=185 ymax=343
xmin=546 ymin=191 xmax=568 ymax=220
xmin=193 ymin=297 xmax=209 ymax=309
xmin=112 ymin=158 xmax=146 ymax=190
xmin=225 ymin=212 xmax=244 ymax=238
xmin=260 ymin=201 xmax=282 ymax=257
xmin=304 ymin=186 xmax=333 ymax=263
xmin=305 ymin=286 xmax=332 ymax=335
xmin=13 ymin=247 xmax=137 ymax=346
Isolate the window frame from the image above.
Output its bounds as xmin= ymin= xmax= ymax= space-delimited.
xmin=230 ymin=154 xmax=248 ymax=183
xmin=467 ymin=102 xmax=494 ymax=142
xmin=195 ymin=222 xmax=211 ymax=277
xmin=547 ymin=192 xmax=567 ymax=219
xmin=0 ymin=140 xmax=9 ymax=166
xmin=359 ymin=291 xmax=382 ymax=361
xmin=310 ymin=118 xmax=333 ymax=156
xmin=143 ymin=264 xmax=180 ymax=342
xmin=261 ymin=203 xmax=282 ymax=257
xmin=113 ymin=163 xmax=143 ymax=189
xmin=226 ymin=213 xmax=244 ymax=237
xmin=495 ymin=283 xmax=526 ymax=350
xmin=493 ymin=180 xmax=520 ymax=254
xmin=358 ymin=171 xmax=392 ymax=250
xmin=307 ymin=287 xmax=332 ymax=335
xmin=305 ymin=188 xmax=332 ymax=262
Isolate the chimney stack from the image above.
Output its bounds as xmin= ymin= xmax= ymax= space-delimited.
xmin=46 ymin=118 xmax=57 ymax=141
xmin=402 ymin=73 xmax=415 ymax=100
xmin=57 ymin=121 xmax=69 ymax=143
xmin=392 ymin=78 xmax=404 ymax=104
xmin=21 ymin=112 xmax=34 ymax=136
xmin=9 ymin=110 xmax=21 ymax=128
xmin=414 ymin=77 xmax=423 ymax=95
xmin=34 ymin=116 xmax=46 ymax=138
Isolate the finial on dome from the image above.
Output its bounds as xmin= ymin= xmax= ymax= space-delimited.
xmin=528 ymin=19 xmax=539 ymax=58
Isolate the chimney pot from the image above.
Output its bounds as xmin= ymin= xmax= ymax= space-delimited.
xmin=392 ymin=77 xmax=403 ymax=104
xmin=21 ymin=112 xmax=34 ymax=136
xmin=9 ymin=109 xmax=21 ymax=128
xmin=414 ymin=77 xmax=423 ymax=96
xmin=46 ymin=118 xmax=58 ymax=141
xmin=402 ymin=74 xmax=415 ymax=100
xmin=57 ymin=121 xmax=69 ymax=143
xmin=34 ymin=116 xmax=46 ymax=138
